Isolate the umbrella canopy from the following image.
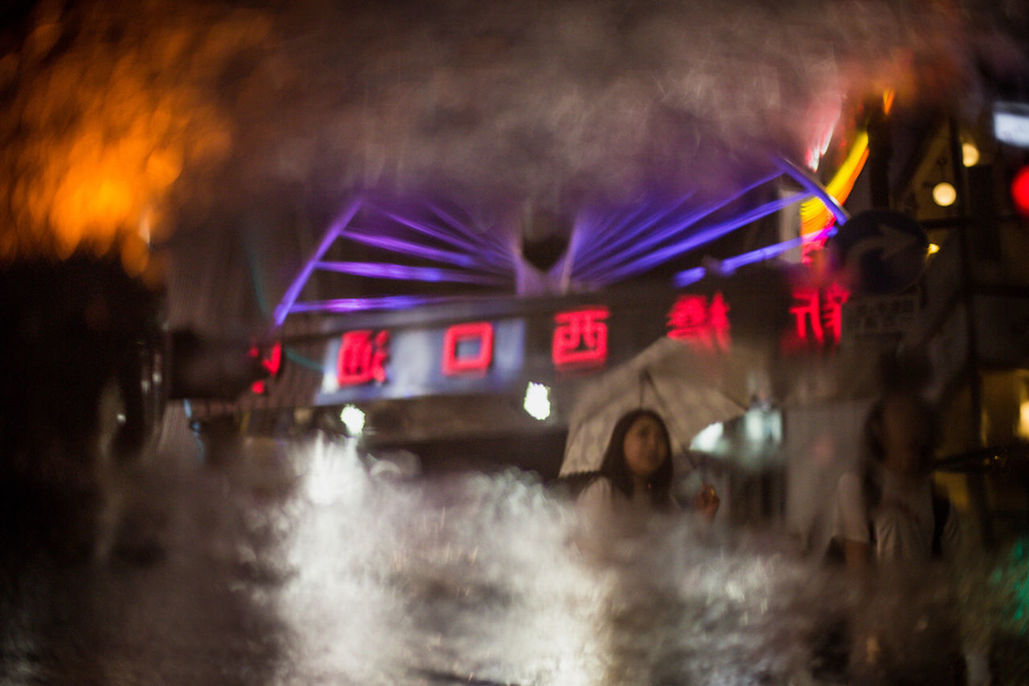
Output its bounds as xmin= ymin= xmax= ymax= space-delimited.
xmin=560 ymin=336 xmax=767 ymax=476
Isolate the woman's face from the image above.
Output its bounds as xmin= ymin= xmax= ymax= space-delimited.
xmin=622 ymin=416 xmax=669 ymax=479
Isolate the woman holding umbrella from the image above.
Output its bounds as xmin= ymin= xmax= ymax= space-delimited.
xmin=576 ymin=408 xmax=719 ymax=521
xmin=572 ymin=408 xmax=721 ymax=683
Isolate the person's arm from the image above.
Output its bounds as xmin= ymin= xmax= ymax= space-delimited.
xmin=831 ymin=472 xmax=874 ymax=570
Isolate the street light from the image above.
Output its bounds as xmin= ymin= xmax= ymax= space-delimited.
xmin=932 ymin=182 xmax=957 ymax=207
xmin=523 ymin=382 xmax=551 ymax=421
xmin=962 ymin=142 xmax=980 ymax=167
xmin=340 ymin=404 xmax=365 ymax=436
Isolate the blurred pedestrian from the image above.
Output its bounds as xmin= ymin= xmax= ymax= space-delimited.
xmin=818 ymin=389 xmax=974 ymax=685
xmin=828 ymin=390 xmax=957 ymax=567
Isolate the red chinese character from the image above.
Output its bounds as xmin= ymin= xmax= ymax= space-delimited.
xmin=820 ymin=282 xmax=850 ymax=345
xmin=337 ymin=330 xmax=389 ymax=386
xmin=790 ymin=287 xmax=824 ymax=344
xmin=787 ymin=282 xmax=851 ymax=349
xmin=666 ymin=293 xmax=731 ymax=351
xmin=553 ymin=307 xmax=609 ymax=368
xmin=667 ymin=295 xmax=710 ymax=342
xmin=442 ymin=322 xmax=494 ymax=376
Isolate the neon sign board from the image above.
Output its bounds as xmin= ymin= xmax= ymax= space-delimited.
xmin=291 ymin=283 xmax=850 ymax=406
xmin=317 ymin=319 xmax=527 ymax=403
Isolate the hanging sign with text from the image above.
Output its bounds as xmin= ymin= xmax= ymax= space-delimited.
xmin=307 ymin=280 xmax=847 ymax=406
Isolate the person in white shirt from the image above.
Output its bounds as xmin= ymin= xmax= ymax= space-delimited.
xmin=830 ymin=391 xmax=957 ymax=567
xmin=825 ymin=390 xmax=974 ymax=685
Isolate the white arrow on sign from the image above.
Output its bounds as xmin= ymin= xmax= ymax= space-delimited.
xmin=844 ymin=222 xmax=921 ymax=273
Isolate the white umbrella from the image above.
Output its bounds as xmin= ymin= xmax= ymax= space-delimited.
xmin=559 ymin=336 xmax=764 ymax=476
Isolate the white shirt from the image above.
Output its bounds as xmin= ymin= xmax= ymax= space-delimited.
xmin=576 ymin=477 xmax=679 ymax=517
xmin=831 ymin=468 xmax=958 ymax=563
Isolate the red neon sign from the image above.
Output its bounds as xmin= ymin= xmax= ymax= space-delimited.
xmin=248 ymin=341 xmax=283 ymax=394
xmin=666 ymin=292 xmax=731 ymax=351
xmin=442 ymin=322 xmax=494 ymax=375
xmin=552 ymin=307 xmax=609 ymax=368
xmin=337 ymin=330 xmax=390 ymax=386
xmin=783 ymin=282 xmax=850 ymax=350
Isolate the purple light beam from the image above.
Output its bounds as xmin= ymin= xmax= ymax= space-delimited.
xmin=572 ymin=197 xmax=694 ymax=276
xmin=578 ymin=170 xmax=783 ymax=280
xmin=288 ymin=295 xmax=449 ymax=314
xmin=367 ymin=203 xmax=512 ymax=270
xmin=340 ymin=230 xmax=508 ymax=274
xmin=598 ymin=190 xmax=808 ymax=284
xmin=672 ymin=225 xmax=838 ymax=287
xmin=774 ymin=156 xmax=850 ymax=226
xmin=427 ymin=203 xmax=515 ymax=267
xmin=274 ymin=199 xmax=363 ymax=326
xmin=314 ymin=260 xmax=509 ymax=285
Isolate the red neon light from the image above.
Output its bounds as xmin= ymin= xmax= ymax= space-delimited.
xmin=784 ymin=282 xmax=850 ymax=350
xmin=337 ymin=330 xmax=390 ymax=386
xmin=1013 ymin=166 xmax=1029 ymax=217
xmin=790 ymin=287 xmax=824 ymax=344
xmin=248 ymin=341 xmax=283 ymax=394
xmin=666 ymin=292 xmax=731 ymax=351
xmin=553 ymin=307 xmax=609 ymax=368
xmin=820 ymin=282 xmax=849 ymax=343
xmin=442 ymin=322 xmax=494 ymax=375
xmin=264 ymin=341 xmax=282 ymax=377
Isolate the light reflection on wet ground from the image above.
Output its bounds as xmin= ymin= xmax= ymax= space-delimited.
xmin=1 ymin=434 xmax=1025 ymax=685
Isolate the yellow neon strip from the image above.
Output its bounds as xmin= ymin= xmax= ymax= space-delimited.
xmin=799 ymin=130 xmax=869 ymax=235
xmin=797 ymin=90 xmax=893 ymax=236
